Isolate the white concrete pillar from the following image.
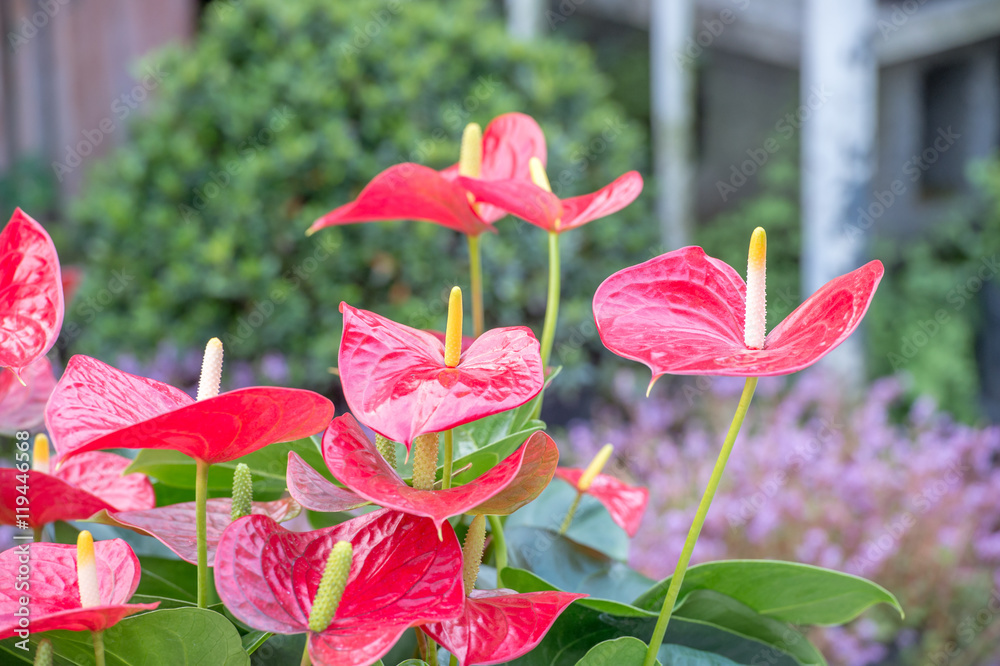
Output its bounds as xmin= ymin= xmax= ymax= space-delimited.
xmin=506 ymin=0 xmax=545 ymax=41
xmin=801 ymin=0 xmax=878 ymax=381
xmin=651 ymin=0 xmax=695 ymax=250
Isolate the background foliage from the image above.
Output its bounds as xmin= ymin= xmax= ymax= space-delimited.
xmin=62 ymin=0 xmax=652 ymax=396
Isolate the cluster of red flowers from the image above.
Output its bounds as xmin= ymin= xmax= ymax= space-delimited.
xmin=0 ymin=110 xmax=883 ymax=666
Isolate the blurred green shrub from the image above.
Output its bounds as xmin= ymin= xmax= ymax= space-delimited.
xmin=65 ymin=0 xmax=652 ymax=391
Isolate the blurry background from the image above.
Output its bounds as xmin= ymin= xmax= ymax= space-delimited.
xmin=1 ymin=1 xmax=999 ymax=663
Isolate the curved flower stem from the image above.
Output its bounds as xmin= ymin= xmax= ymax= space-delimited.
xmin=299 ymin=640 xmax=311 ymax=666
xmin=195 ymin=459 xmax=210 ymax=609
xmin=442 ymin=430 xmax=454 ymax=490
xmin=92 ymin=631 xmax=106 ymax=666
xmin=488 ymin=515 xmax=507 ymax=588
xmin=533 ymin=231 xmax=561 ymax=420
xmin=642 ymin=377 xmax=758 ymax=666
xmin=32 ymin=526 xmax=43 ymax=543
xmin=558 ymin=492 xmax=582 ymax=535
xmin=467 ymin=234 xmax=484 ymax=338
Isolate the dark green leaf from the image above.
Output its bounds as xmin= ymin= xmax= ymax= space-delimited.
xmin=575 ymin=636 xmax=658 ymax=666
xmin=633 ymin=560 xmax=903 ymax=626
xmin=134 ymin=556 xmax=219 ymax=605
xmin=241 ymin=631 xmax=272 ymax=655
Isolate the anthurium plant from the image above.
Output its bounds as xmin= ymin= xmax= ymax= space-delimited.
xmin=0 ymin=111 xmax=900 ymax=666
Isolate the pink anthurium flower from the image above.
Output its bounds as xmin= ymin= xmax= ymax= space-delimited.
xmin=338 ymin=304 xmax=544 ymax=448
xmin=287 ymin=414 xmax=558 ymax=534
xmin=0 ymin=445 xmax=155 ymax=530
xmin=308 ymin=113 xmax=546 ymax=236
xmin=554 ymin=466 xmax=649 ymax=537
xmin=0 ymin=537 xmax=158 ymax=639
xmin=93 ymin=497 xmax=301 ymax=566
xmin=458 ymin=169 xmax=643 ymax=234
xmin=593 ymin=242 xmax=884 ymax=380
xmin=422 ymin=589 xmax=585 ymax=666
xmin=45 ymin=355 xmax=335 ymax=464
xmin=0 ymin=208 xmax=64 ymax=381
xmin=0 ymin=357 xmax=56 ymax=435
xmin=214 ymin=509 xmax=466 ymax=666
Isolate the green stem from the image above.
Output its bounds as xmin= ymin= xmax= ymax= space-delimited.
xmin=558 ymin=492 xmax=582 ymax=535
xmin=32 ymin=526 xmax=43 ymax=543
xmin=442 ymin=429 xmax=454 ymax=489
xmin=642 ymin=377 xmax=758 ymax=666
xmin=92 ymin=631 xmax=106 ymax=666
xmin=533 ymin=232 xmax=560 ymax=420
xmin=467 ymin=234 xmax=484 ymax=338
xmin=488 ymin=515 xmax=507 ymax=588
xmin=195 ymin=458 xmax=210 ymax=609
xmin=299 ymin=639 xmax=311 ymax=666
xmin=450 ymin=655 xmax=459 ymax=666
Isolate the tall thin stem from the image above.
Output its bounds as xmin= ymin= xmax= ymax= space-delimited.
xmin=92 ymin=631 xmax=106 ymax=666
xmin=195 ymin=458 xmax=210 ymax=609
xmin=467 ymin=234 xmax=484 ymax=338
xmin=442 ymin=430 xmax=454 ymax=489
xmin=558 ymin=492 xmax=582 ymax=535
xmin=642 ymin=377 xmax=758 ymax=666
xmin=299 ymin=639 xmax=311 ymax=666
xmin=533 ymin=231 xmax=560 ymax=420
xmin=488 ymin=515 xmax=507 ymax=588
xmin=32 ymin=526 xmax=43 ymax=543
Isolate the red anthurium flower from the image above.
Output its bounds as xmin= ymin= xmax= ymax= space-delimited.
xmin=95 ymin=497 xmax=301 ymax=566
xmin=554 ymin=467 xmax=649 ymax=537
xmin=45 ymin=355 xmax=335 ymax=464
xmin=593 ymin=236 xmax=883 ymax=379
xmin=0 ymin=357 xmax=56 ymax=435
xmin=214 ymin=509 xmax=465 ymax=666
xmin=0 ymin=537 xmax=158 ymax=639
xmin=288 ymin=414 xmax=558 ymax=534
xmin=423 ymin=589 xmax=585 ymax=666
xmin=308 ymin=113 xmax=545 ymax=236
xmin=0 ymin=448 xmax=155 ymax=529
xmin=458 ymin=169 xmax=643 ymax=234
xmin=339 ymin=304 xmax=544 ymax=448
xmin=286 ymin=451 xmax=369 ymax=513
xmin=0 ymin=208 xmax=64 ymax=380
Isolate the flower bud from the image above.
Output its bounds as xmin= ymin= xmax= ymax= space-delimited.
xmin=461 ymin=515 xmax=487 ymax=594
xmin=197 ymin=337 xmax=224 ymax=401
xmin=33 ymin=638 xmax=52 ymax=666
xmin=411 ymin=433 xmax=440 ymax=491
xmin=32 ymin=434 xmax=50 ymax=475
xmin=375 ymin=434 xmax=397 ymax=469
xmin=308 ymin=540 xmax=353 ymax=633
xmin=230 ymin=463 xmax=253 ymax=521
xmin=76 ymin=530 xmax=101 ymax=608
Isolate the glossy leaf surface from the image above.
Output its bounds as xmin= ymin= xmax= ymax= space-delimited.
xmin=318 ymin=415 xmax=553 ymax=531
xmin=0 ymin=358 xmax=55 ymax=435
xmin=0 ymin=208 xmax=64 ymax=378
xmin=422 ymin=589 xmax=585 ymax=666
xmin=339 ymin=304 xmax=544 ymax=447
xmin=554 ymin=468 xmax=649 ymax=537
xmin=97 ymin=497 xmax=301 ymax=565
xmin=0 ymin=452 xmax=154 ymax=528
xmin=47 ymin=355 xmax=334 ymax=463
xmin=0 ymin=539 xmax=157 ymax=639
xmin=632 ymin=559 xmax=903 ymax=625
xmin=593 ymin=247 xmax=884 ymax=377
xmin=214 ymin=510 xmax=464 ymax=666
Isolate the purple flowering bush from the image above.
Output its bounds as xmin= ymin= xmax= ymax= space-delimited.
xmin=565 ymin=370 xmax=1000 ymax=665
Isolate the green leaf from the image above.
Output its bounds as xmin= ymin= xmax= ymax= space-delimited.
xmin=0 ymin=608 xmax=249 ymax=665
xmin=674 ymin=590 xmax=826 ymax=665
xmin=240 ymin=631 xmax=272 ymax=655
xmin=134 ymin=556 xmax=219 ymax=605
xmin=504 ymin=567 xmax=655 ymax=618
xmin=126 ymin=437 xmax=331 ymax=497
xmin=505 ymin=481 xmax=629 ymax=561
xmin=504 ymin=526 xmax=651 ymax=603
xmin=633 ymin=560 xmax=903 ymax=626
xmin=656 ymin=644 xmax=742 ymax=666
xmin=575 ymin=636 xmax=659 ymax=666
